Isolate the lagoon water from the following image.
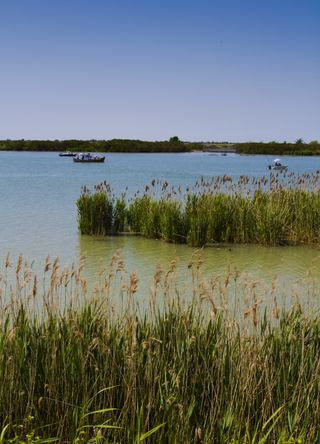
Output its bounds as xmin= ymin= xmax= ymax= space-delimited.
xmin=1 ymin=151 xmax=320 ymax=307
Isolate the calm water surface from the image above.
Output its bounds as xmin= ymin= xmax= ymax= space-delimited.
xmin=1 ymin=151 xmax=320 ymax=307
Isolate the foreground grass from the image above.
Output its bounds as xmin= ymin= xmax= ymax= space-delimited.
xmin=0 ymin=254 xmax=319 ymax=443
xmin=77 ymin=172 xmax=320 ymax=246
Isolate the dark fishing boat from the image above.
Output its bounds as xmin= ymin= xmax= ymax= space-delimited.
xmin=73 ymin=153 xmax=105 ymax=163
xmin=59 ymin=151 xmax=76 ymax=157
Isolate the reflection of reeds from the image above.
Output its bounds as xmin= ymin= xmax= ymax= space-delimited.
xmin=0 ymin=255 xmax=319 ymax=442
xmin=77 ymin=173 xmax=320 ymax=246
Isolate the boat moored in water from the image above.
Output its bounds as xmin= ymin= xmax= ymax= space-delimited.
xmin=73 ymin=153 xmax=105 ymax=163
xmin=59 ymin=151 xmax=76 ymax=157
xmin=268 ymin=159 xmax=288 ymax=171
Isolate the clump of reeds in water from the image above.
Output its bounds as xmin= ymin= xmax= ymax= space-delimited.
xmin=77 ymin=171 xmax=320 ymax=246
xmin=77 ymin=182 xmax=126 ymax=236
xmin=0 ymin=253 xmax=320 ymax=442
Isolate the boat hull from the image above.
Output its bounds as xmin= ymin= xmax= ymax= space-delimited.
xmin=59 ymin=152 xmax=76 ymax=157
xmin=73 ymin=157 xmax=105 ymax=163
xmin=269 ymin=165 xmax=288 ymax=171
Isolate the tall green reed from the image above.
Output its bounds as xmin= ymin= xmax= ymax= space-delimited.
xmin=0 ymin=254 xmax=320 ymax=442
xmin=77 ymin=185 xmax=113 ymax=235
xmin=77 ymin=173 xmax=320 ymax=246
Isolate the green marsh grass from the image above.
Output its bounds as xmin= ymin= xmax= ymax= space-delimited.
xmin=77 ymin=171 xmax=320 ymax=246
xmin=0 ymin=254 xmax=320 ymax=442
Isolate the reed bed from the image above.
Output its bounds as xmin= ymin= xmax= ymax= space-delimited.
xmin=77 ymin=172 xmax=320 ymax=246
xmin=0 ymin=254 xmax=320 ymax=442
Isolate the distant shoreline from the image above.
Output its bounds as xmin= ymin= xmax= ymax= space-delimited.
xmin=0 ymin=139 xmax=319 ymax=155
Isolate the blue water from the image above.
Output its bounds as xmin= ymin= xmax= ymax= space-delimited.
xmin=0 ymin=151 xmax=319 ymax=307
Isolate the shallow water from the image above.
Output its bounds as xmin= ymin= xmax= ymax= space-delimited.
xmin=76 ymin=235 xmax=320 ymax=310
xmin=0 ymin=151 xmax=320 ymax=309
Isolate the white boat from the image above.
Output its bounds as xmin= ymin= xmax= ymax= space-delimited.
xmin=73 ymin=152 xmax=105 ymax=163
xmin=268 ymin=159 xmax=288 ymax=171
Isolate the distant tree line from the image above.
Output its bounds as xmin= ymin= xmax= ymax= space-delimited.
xmin=0 ymin=138 xmax=202 ymax=153
xmin=235 ymin=140 xmax=320 ymax=155
xmin=1 ymin=138 xmax=319 ymax=154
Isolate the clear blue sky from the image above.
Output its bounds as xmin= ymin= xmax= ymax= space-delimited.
xmin=0 ymin=0 xmax=319 ymax=142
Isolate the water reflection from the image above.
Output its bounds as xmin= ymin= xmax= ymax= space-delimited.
xmin=1 ymin=236 xmax=319 ymax=317
xmin=77 ymin=234 xmax=320 ymax=311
